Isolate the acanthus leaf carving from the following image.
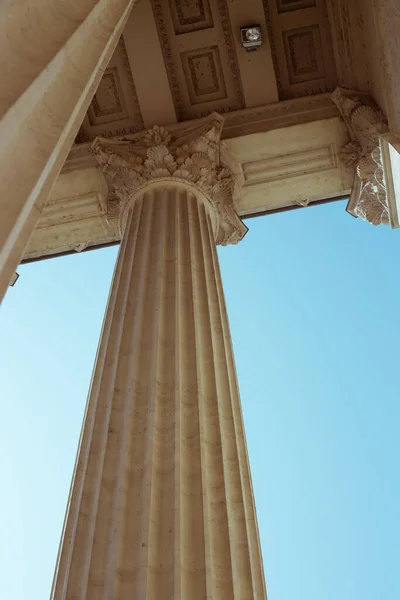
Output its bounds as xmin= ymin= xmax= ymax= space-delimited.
xmin=91 ymin=113 xmax=246 ymax=245
xmin=332 ymin=87 xmax=390 ymax=226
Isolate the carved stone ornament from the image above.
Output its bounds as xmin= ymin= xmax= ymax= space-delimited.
xmin=332 ymin=87 xmax=390 ymax=226
xmin=91 ymin=113 xmax=247 ymax=245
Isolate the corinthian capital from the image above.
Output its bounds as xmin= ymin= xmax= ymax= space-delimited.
xmin=332 ymin=87 xmax=389 ymax=226
xmin=91 ymin=113 xmax=246 ymax=245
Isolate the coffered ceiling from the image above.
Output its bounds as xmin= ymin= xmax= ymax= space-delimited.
xmin=263 ymin=0 xmax=337 ymax=99
xmin=23 ymin=0 xmax=400 ymax=263
xmin=76 ymin=0 xmax=337 ymax=143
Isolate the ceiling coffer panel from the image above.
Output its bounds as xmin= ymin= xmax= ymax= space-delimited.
xmin=151 ymin=0 xmax=245 ymax=121
xmin=263 ymin=0 xmax=337 ymax=99
xmin=169 ymin=0 xmax=214 ymax=34
xmin=76 ymin=38 xmax=144 ymax=143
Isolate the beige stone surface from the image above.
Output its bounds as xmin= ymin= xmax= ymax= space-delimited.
xmin=0 ymin=0 xmax=137 ymax=301
xmin=24 ymin=168 xmax=118 ymax=260
xmin=326 ymin=0 xmax=369 ymax=93
xmin=24 ymin=109 xmax=352 ymax=261
xmin=123 ymin=2 xmax=177 ymax=128
xmin=326 ymin=0 xmax=400 ymax=133
xmin=369 ymin=0 xmax=400 ymax=132
xmin=224 ymin=116 xmax=352 ymax=216
xmin=224 ymin=0 xmax=278 ymax=107
xmin=52 ymin=178 xmax=266 ymax=599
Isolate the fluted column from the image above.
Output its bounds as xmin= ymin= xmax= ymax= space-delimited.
xmin=52 ymin=115 xmax=266 ymax=600
xmin=0 ymin=0 xmax=138 ymax=301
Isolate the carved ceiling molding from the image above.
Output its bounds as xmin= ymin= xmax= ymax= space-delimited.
xmin=119 ymin=37 xmax=144 ymax=133
xmin=151 ymin=0 xmax=182 ymax=115
xmin=223 ymin=92 xmax=339 ymax=137
xmin=262 ymin=0 xmax=337 ymax=100
xmin=332 ymin=87 xmax=390 ymax=226
xmin=151 ymin=0 xmax=244 ymax=120
xmin=326 ymin=0 xmax=368 ymax=91
xmin=262 ymin=0 xmax=281 ymax=94
xmin=91 ymin=113 xmax=247 ymax=245
xmin=75 ymin=38 xmax=144 ymax=143
xmin=65 ymin=93 xmax=340 ymax=174
xmin=326 ymin=0 xmax=355 ymax=88
xmin=215 ymin=0 xmax=244 ymax=108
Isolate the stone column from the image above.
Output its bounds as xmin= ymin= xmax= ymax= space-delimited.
xmin=51 ymin=115 xmax=266 ymax=600
xmin=0 ymin=0 xmax=138 ymax=302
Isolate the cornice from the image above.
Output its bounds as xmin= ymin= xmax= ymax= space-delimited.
xmin=63 ymin=94 xmax=341 ymax=174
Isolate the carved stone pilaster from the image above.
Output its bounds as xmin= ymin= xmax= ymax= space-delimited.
xmin=332 ymin=87 xmax=390 ymax=226
xmin=92 ymin=113 xmax=246 ymax=245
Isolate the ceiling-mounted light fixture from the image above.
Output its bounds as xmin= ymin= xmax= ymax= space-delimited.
xmin=240 ymin=26 xmax=262 ymax=51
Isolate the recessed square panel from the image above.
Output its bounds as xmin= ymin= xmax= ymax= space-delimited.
xmin=88 ymin=67 xmax=129 ymax=125
xmin=77 ymin=39 xmax=143 ymax=142
xmin=169 ymin=0 xmax=213 ymax=35
xmin=283 ymin=25 xmax=325 ymax=84
xmin=181 ymin=46 xmax=227 ymax=105
xmin=152 ymin=0 xmax=244 ymax=119
xmin=277 ymin=0 xmax=315 ymax=13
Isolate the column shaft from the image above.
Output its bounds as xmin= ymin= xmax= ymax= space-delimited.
xmin=52 ymin=185 xmax=266 ymax=600
xmin=0 ymin=0 xmax=137 ymax=301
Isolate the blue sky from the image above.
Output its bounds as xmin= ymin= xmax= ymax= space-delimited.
xmin=0 ymin=200 xmax=398 ymax=600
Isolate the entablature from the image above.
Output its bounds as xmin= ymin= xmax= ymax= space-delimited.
xmin=24 ymin=95 xmax=353 ymax=261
